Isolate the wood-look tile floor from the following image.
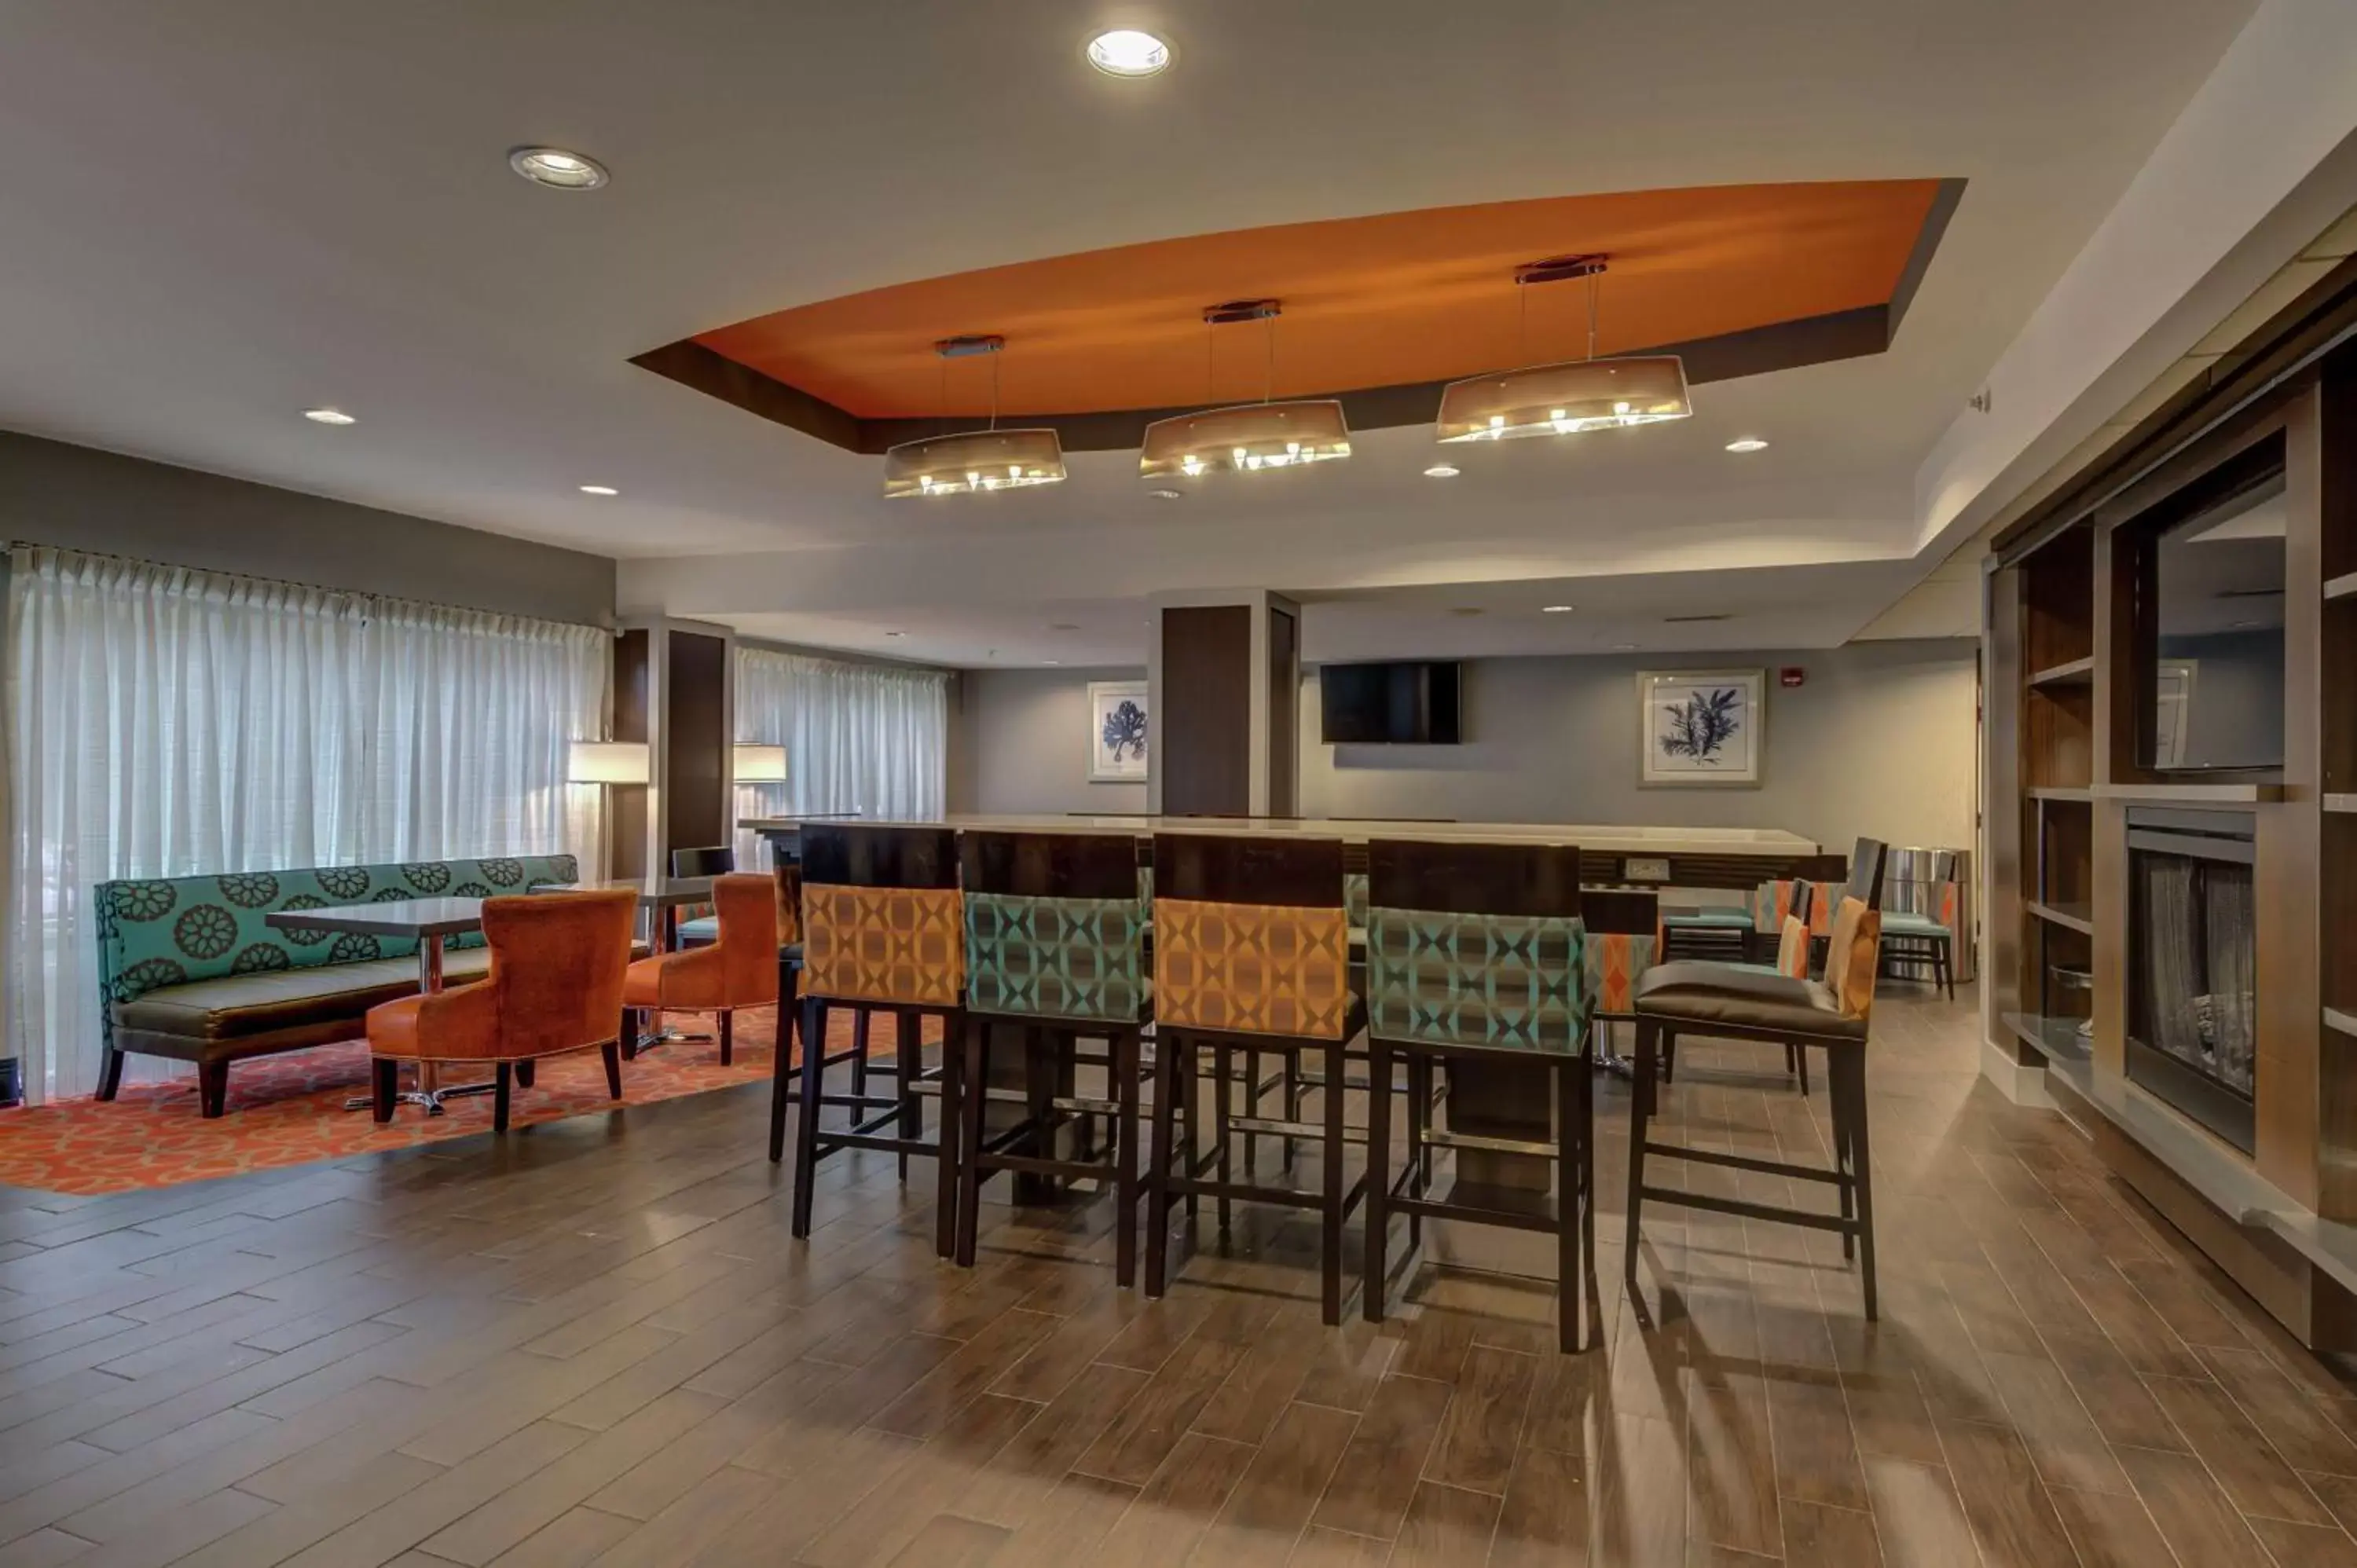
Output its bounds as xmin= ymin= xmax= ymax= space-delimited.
xmin=0 ymin=985 xmax=2353 ymax=1566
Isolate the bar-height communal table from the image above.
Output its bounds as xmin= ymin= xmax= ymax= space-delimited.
xmin=742 ymin=814 xmax=1820 ymax=1281
xmin=266 ymin=896 xmax=489 ymax=1114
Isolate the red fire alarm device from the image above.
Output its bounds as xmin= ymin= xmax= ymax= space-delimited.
xmin=1780 ymin=667 xmax=1805 ymax=688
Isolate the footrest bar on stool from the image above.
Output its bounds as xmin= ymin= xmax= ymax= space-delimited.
xmin=1640 ymin=1141 xmax=1846 ymax=1185
xmin=1636 ymin=1185 xmax=1859 ymax=1233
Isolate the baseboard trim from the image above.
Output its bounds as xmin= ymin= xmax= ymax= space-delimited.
xmin=1979 ymin=1034 xmax=2055 ymax=1109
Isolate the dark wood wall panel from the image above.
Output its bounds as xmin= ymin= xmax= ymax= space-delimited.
xmin=665 ymin=630 xmax=728 ymax=861
xmin=610 ymin=629 xmax=651 ymax=881
xmin=1268 ymin=606 xmax=1298 ymax=818
xmin=1160 ymin=606 xmax=1252 ymax=816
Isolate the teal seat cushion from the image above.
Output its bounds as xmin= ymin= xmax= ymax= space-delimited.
xmin=1662 ymin=909 xmax=1752 ymax=929
xmin=676 ymin=915 xmax=720 ymax=945
xmin=1882 ymin=911 xmax=1950 ymax=937
xmin=1366 ymin=906 xmax=1586 ymax=1053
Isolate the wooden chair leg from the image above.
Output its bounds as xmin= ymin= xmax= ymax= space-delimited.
xmin=897 ymin=1010 xmax=920 ymax=1185
xmin=1662 ymin=1031 xmax=1676 ymax=1085
xmin=602 ymin=1041 xmax=623 ymax=1101
xmin=493 ymin=1062 xmax=512 ymax=1133
xmin=1844 ymin=1047 xmax=1879 ymax=1321
xmin=1145 ymin=1032 xmax=1182 ymax=1298
xmin=515 ymin=1058 xmax=536 ymax=1090
xmin=719 ymin=1010 xmax=734 ymax=1068
xmin=97 ymin=1046 xmax=126 ymax=1101
xmin=1213 ymin=1042 xmax=1233 ymax=1233
xmin=1625 ymin=1020 xmax=1656 ymax=1296
xmin=933 ymin=1009 xmax=960 ymax=1261
xmin=791 ymin=998 xmax=828 ymax=1238
xmin=851 ymin=1009 xmax=871 ymax=1098
xmin=1364 ymin=1036 xmax=1391 ymax=1324
xmin=198 ymin=1060 xmax=229 ymax=1119
xmin=1282 ymin=1055 xmax=1300 ymax=1172
xmin=372 ymin=1057 xmax=398 ymax=1123
xmin=1406 ymin=1051 xmax=1427 ymax=1253
xmin=955 ymin=1015 xmax=988 ymax=1268
xmin=1181 ymin=1044 xmax=1201 ymax=1223
xmin=1243 ymin=1046 xmax=1260 ymax=1178
xmin=1115 ymin=1028 xmax=1142 ymax=1290
xmin=1796 ymin=1043 xmax=1809 ymax=1097
xmin=1555 ymin=1053 xmax=1582 ymax=1354
xmin=1320 ymin=1038 xmax=1347 ymax=1326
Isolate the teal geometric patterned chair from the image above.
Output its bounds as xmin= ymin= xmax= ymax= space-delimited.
xmin=1361 ymin=837 xmax=1593 ymax=1353
xmin=955 ymin=830 xmax=1152 ymax=1283
xmin=93 ymin=854 xmax=578 ymax=1115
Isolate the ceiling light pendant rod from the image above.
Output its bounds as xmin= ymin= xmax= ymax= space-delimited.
xmin=1437 ymin=254 xmax=1692 ymax=443
xmin=1586 ymin=266 xmax=1600 ymax=362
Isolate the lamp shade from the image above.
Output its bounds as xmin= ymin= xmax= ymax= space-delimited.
xmin=732 ymin=744 xmax=789 ymax=783
xmin=1138 ymin=400 xmax=1351 ymax=479
xmin=1435 ymin=355 xmax=1692 ymax=442
xmin=883 ymin=428 xmax=1066 ymax=498
xmin=567 ymin=740 xmax=650 ymax=784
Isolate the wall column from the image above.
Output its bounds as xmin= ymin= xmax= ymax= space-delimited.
xmin=609 ymin=615 xmax=735 ymax=878
xmin=1146 ymin=590 xmax=1299 ymax=817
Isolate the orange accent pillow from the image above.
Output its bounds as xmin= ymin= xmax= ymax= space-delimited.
xmin=1776 ymin=915 xmax=1810 ymax=980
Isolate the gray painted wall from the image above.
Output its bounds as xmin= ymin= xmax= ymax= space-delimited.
xmin=0 ymin=430 xmax=615 ymax=624
xmin=953 ymin=639 xmax=1978 ymax=855
xmin=951 ymin=665 xmax=1151 ymax=815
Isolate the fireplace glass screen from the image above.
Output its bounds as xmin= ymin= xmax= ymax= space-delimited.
xmin=2126 ymin=810 xmax=2256 ymax=1152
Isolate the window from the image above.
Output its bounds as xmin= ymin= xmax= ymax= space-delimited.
xmin=732 ymin=647 xmax=948 ymax=866
xmin=5 ymin=547 xmax=608 ymax=1101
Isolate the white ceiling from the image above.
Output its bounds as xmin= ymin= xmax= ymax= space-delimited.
xmin=0 ymin=0 xmax=2267 ymax=664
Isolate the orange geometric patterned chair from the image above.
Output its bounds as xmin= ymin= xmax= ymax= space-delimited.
xmin=620 ymin=873 xmax=778 ymax=1066
xmin=788 ymin=823 xmax=964 ymax=1255
xmin=1146 ymin=832 xmax=1365 ymax=1323
xmin=365 ymin=888 xmax=637 ymax=1133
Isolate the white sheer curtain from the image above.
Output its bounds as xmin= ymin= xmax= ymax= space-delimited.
xmin=733 ymin=647 xmax=948 ymax=866
xmin=5 ymin=546 xmax=607 ymax=1103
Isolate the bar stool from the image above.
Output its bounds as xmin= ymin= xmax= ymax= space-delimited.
xmin=953 ymin=830 xmax=1152 ymax=1281
xmin=1626 ymin=892 xmax=1886 ymax=1318
xmin=1581 ymin=889 xmax=1660 ymax=1075
xmin=789 ymin=824 xmax=964 ymax=1257
xmin=1145 ymin=833 xmax=1365 ymax=1324
xmin=1360 ymin=840 xmax=1594 ymax=1354
xmin=1879 ymin=880 xmax=1959 ymax=1000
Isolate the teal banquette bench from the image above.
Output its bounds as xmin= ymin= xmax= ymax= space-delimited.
xmin=93 ymin=855 xmax=580 ymax=1116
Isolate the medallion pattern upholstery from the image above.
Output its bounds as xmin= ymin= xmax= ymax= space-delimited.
xmin=94 ymin=855 xmax=581 ymax=1009
xmin=1584 ymin=929 xmax=1659 ymax=1016
xmin=964 ymin=892 xmax=1146 ymax=1024
xmin=1366 ymin=907 xmax=1585 ymax=1053
xmin=801 ymin=884 xmax=962 ymax=1006
xmin=1153 ymin=899 xmax=1350 ymax=1039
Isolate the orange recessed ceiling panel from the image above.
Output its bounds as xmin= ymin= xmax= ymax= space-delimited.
xmin=641 ymin=178 xmax=1959 ymax=453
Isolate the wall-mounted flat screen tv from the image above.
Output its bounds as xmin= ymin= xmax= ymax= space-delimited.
xmin=1320 ymin=661 xmax=1461 ymax=744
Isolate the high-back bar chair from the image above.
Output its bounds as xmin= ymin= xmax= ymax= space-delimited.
xmin=789 ymin=823 xmax=964 ymax=1255
xmin=1626 ymin=842 xmax=1890 ymax=1318
xmin=1361 ymin=839 xmax=1594 ymax=1352
xmin=1145 ymin=833 xmax=1365 ymax=1323
xmin=953 ymin=830 xmax=1153 ymax=1280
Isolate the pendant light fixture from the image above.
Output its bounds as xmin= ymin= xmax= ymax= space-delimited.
xmin=1435 ymin=255 xmax=1691 ymax=443
xmin=882 ymin=336 xmax=1067 ymax=498
xmin=1139 ymin=300 xmax=1351 ymax=479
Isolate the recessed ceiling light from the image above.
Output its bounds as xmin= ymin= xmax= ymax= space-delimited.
xmin=1146 ymin=489 xmax=1184 ymax=500
xmin=1424 ymin=464 xmax=1461 ymax=478
xmin=1725 ymin=438 xmax=1769 ymax=453
xmin=578 ymin=484 xmax=618 ymax=496
xmin=884 ymin=630 xmax=905 ymax=638
xmin=1450 ymin=607 xmax=1484 ymax=618
xmin=508 ymin=146 xmax=609 ymax=190
xmin=1044 ymin=659 xmax=1062 ymax=665
xmin=1086 ymin=29 xmax=1171 ymax=77
xmin=1613 ymin=643 xmax=1639 ymax=650
xmin=302 ymin=408 xmax=355 ymax=426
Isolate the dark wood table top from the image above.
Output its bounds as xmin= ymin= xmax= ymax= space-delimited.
xmin=264 ymin=898 xmax=485 ymax=940
xmin=534 ymin=877 xmax=714 ymax=907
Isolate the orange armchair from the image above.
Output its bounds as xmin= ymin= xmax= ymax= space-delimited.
xmin=365 ymin=888 xmax=637 ymax=1132
xmin=621 ymin=872 xmax=778 ymax=1065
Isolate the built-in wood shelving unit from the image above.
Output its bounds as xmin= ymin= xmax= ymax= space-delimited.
xmin=2028 ymin=656 xmax=2096 ymax=688
xmin=2327 ymin=795 xmax=2357 ymax=815
xmin=2029 ymin=786 xmax=2095 ymax=803
xmin=2325 ymin=571 xmax=2357 ymax=602
xmin=2027 ymin=899 xmax=2095 ymax=935
xmin=2096 ymin=782 xmax=2288 ymax=804
xmin=2326 ymin=1007 xmax=2357 ymax=1038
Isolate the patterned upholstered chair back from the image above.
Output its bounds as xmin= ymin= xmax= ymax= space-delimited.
xmin=1365 ymin=840 xmax=1585 ymax=1053
xmin=1748 ymin=880 xmax=1805 ymax=936
xmin=1580 ymin=888 xmax=1660 ymax=1017
xmin=961 ymin=832 xmax=1146 ymax=1024
xmin=798 ymin=825 xmax=962 ymax=1006
xmin=1152 ymin=833 xmax=1351 ymax=1039
xmin=1825 ymin=896 xmax=1884 ymax=1022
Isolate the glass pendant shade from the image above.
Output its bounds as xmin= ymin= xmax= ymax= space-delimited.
xmin=1138 ymin=400 xmax=1351 ymax=478
xmin=1435 ymin=355 xmax=1692 ymax=442
xmin=882 ymin=428 xmax=1066 ymax=498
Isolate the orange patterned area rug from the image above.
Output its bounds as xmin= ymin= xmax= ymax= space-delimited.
xmin=0 ymin=1009 xmax=928 ymax=1196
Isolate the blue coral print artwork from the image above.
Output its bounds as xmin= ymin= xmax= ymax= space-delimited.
xmin=1088 ymin=681 xmax=1149 ymax=782
xmin=1639 ymin=670 xmax=1763 ymax=786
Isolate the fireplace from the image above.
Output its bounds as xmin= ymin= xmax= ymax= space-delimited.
xmin=2126 ymin=808 xmax=2258 ymax=1152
